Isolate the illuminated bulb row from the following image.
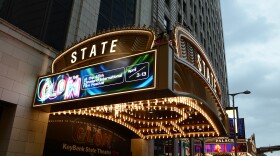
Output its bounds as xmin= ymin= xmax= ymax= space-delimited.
xmin=156 ymin=123 xmax=171 ymax=135
xmin=52 ymin=109 xmax=219 ymax=139
xmin=51 ymin=96 xmax=221 ymax=138
xmin=119 ymin=114 xmax=158 ymax=126
xmin=144 ymin=130 xmax=217 ymax=139
xmin=168 ymin=96 xmax=220 ymax=136
xmin=73 ymin=97 xmax=197 ymax=117
xmin=188 ymin=104 xmax=219 ymax=136
xmin=85 ymin=112 xmax=144 ymax=138
xmin=170 ymin=121 xmax=186 ymax=136
xmin=172 ymin=107 xmax=188 ymax=123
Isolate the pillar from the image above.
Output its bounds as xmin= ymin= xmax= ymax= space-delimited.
xmin=131 ymin=138 xmax=154 ymax=156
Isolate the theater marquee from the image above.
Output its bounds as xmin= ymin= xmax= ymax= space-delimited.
xmin=33 ymin=28 xmax=156 ymax=107
xmin=33 ymin=26 xmax=229 ymax=139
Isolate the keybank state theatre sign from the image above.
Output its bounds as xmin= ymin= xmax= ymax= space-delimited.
xmin=33 ymin=28 xmax=156 ymax=107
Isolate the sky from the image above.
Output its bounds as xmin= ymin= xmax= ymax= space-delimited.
xmin=220 ymin=0 xmax=280 ymax=156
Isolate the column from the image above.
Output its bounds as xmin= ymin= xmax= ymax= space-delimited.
xmin=131 ymin=138 xmax=154 ymax=156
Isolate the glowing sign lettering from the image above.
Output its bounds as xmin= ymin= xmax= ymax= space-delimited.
xmin=70 ymin=39 xmax=118 ymax=64
xmin=175 ymin=26 xmax=221 ymax=97
xmin=82 ymin=68 xmax=124 ymax=89
xmin=64 ymin=76 xmax=81 ymax=100
xmin=37 ymin=75 xmax=81 ymax=103
xmin=196 ymin=53 xmax=217 ymax=93
xmin=126 ymin=63 xmax=149 ymax=82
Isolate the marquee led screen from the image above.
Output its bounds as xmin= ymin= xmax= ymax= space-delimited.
xmin=33 ymin=51 xmax=156 ymax=106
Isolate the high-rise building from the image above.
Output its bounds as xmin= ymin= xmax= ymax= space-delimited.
xmin=0 ymin=0 xmax=229 ymax=107
xmin=0 ymin=0 xmax=229 ymax=155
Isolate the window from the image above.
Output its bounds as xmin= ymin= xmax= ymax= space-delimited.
xmin=0 ymin=0 xmax=73 ymax=51
xmin=190 ymin=15 xmax=194 ymax=26
xmin=203 ymin=22 xmax=205 ymax=31
xmin=177 ymin=0 xmax=181 ymax=5
xmin=202 ymin=6 xmax=204 ymax=15
xmin=97 ymin=0 xmax=136 ymax=32
xmin=178 ymin=13 xmax=182 ymax=23
xmin=44 ymin=0 xmax=73 ymax=50
xmin=165 ymin=0 xmax=170 ymax=7
xmin=183 ymin=1 xmax=187 ymax=13
xmin=164 ymin=16 xmax=170 ymax=30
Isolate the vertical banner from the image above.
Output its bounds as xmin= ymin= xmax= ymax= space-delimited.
xmin=226 ymin=108 xmax=238 ymax=134
xmin=238 ymin=118 xmax=246 ymax=139
xmin=229 ymin=118 xmax=235 ymax=138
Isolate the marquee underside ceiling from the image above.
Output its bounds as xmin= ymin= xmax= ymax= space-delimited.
xmin=51 ymin=96 xmax=225 ymax=139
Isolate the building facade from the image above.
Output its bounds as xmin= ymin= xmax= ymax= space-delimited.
xmin=0 ymin=0 xmax=229 ymax=155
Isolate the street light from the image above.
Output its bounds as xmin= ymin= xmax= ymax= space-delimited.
xmin=228 ymin=90 xmax=251 ymax=156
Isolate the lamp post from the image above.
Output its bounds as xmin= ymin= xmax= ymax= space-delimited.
xmin=228 ymin=90 xmax=251 ymax=156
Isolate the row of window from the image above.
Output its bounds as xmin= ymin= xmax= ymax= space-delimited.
xmin=97 ymin=0 xmax=136 ymax=32
xmin=0 ymin=0 xmax=73 ymax=51
xmin=0 ymin=0 xmax=136 ymax=51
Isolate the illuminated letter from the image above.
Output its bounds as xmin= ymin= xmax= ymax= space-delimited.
xmin=81 ymin=47 xmax=87 ymax=60
xmin=206 ymin=67 xmax=210 ymax=83
xmin=50 ymin=85 xmax=57 ymax=98
xmin=56 ymin=79 xmax=66 ymax=96
xmin=210 ymin=72 xmax=214 ymax=87
xmin=71 ymin=51 xmax=77 ymax=63
xmin=101 ymin=41 xmax=108 ymax=54
xmin=64 ymin=75 xmax=81 ymax=100
xmin=110 ymin=39 xmax=118 ymax=53
xmin=197 ymin=54 xmax=202 ymax=72
xmin=89 ymin=44 xmax=96 ymax=57
xmin=37 ymin=78 xmax=52 ymax=102
xmin=202 ymin=60 xmax=206 ymax=76
xmin=213 ymin=78 xmax=217 ymax=93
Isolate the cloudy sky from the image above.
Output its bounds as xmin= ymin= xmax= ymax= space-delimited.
xmin=221 ymin=0 xmax=280 ymax=155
